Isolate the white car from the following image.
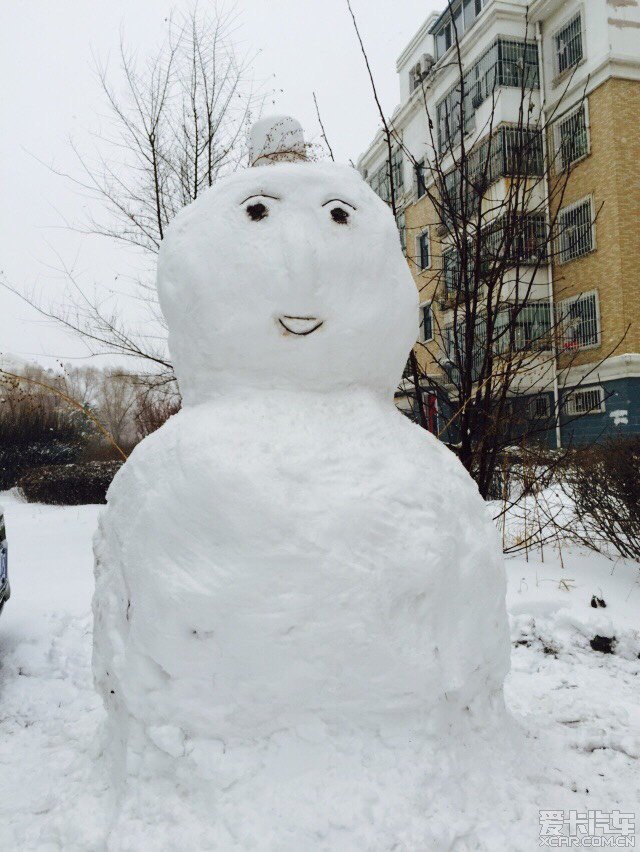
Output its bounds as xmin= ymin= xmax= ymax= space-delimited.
xmin=0 ymin=506 xmax=9 ymax=615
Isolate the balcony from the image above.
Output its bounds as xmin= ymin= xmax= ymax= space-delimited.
xmin=436 ymin=38 xmax=540 ymax=156
xmin=441 ymin=126 xmax=544 ymax=226
xmin=440 ymin=214 xmax=548 ymax=306
xmin=443 ymin=301 xmax=552 ymax=385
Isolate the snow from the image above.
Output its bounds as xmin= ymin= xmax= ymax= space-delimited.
xmin=248 ymin=115 xmax=307 ymax=165
xmin=91 ymin=390 xmax=511 ymax=848
xmin=155 ymin=161 xmax=419 ymax=403
xmin=2 ymin=493 xmax=639 ymax=849
xmin=90 ymin=151 xmax=516 ymax=844
xmin=2 ymin=140 xmax=638 ymax=848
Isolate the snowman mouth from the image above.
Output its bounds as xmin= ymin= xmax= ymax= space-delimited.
xmin=278 ymin=316 xmax=324 ymax=336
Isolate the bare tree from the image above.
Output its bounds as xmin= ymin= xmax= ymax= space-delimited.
xmin=349 ymin=2 xmax=628 ymax=500
xmin=74 ymin=6 xmax=257 ymax=253
xmin=5 ymin=6 xmax=261 ymax=388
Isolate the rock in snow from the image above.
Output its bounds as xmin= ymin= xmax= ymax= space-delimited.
xmin=92 ymin=118 xmax=513 ymax=848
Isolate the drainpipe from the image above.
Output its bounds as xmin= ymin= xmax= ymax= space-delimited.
xmin=535 ymin=19 xmax=562 ymax=450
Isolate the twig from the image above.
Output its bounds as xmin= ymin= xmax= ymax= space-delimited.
xmin=312 ymin=92 xmax=335 ymax=161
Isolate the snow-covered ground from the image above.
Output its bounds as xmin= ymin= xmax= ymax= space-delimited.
xmin=0 ymin=491 xmax=639 ymax=850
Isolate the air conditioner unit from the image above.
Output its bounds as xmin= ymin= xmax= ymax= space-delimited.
xmin=421 ymin=53 xmax=435 ymax=73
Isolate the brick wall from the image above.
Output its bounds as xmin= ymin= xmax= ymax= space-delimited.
xmin=550 ymin=77 xmax=640 ymax=369
xmin=404 ymin=192 xmax=444 ymax=377
xmin=399 ymin=76 xmax=640 ymax=387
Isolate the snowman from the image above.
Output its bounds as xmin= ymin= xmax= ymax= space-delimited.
xmin=92 ymin=116 xmax=511 ymax=849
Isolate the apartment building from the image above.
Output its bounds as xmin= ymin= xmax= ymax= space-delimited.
xmin=357 ymin=0 xmax=640 ymax=445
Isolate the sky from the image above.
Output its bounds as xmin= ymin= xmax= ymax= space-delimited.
xmin=0 ymin=0 xmax=440 ymax=368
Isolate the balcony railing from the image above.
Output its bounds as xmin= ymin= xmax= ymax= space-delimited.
xmin=436 ymin=38 xmax=539 ymax=155
xmin=441 ymin=214 xmax=547 ymax=302
xmin=441 ymin=126 xmax=543 ymax=224
xmin=443 ymin=301 xmax=552 ymax=384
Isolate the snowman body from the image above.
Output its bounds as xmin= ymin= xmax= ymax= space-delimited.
xmin=92 ymin=157 xmax=510 ymax=845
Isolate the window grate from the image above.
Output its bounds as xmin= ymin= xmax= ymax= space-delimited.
xmin=554 ymin=103 xmax=589 ymax=171
xmin=494 ymin=302 xmax=552 ymax=354
xmin=563 ymin=387 xmax=605 ymax=415
xmin=526 ymin=395 xmax=551 ymax=419
xmin=555 ymin=13 xmax=583 ymax=76
xmin=441 ymin=126 xmax=544 ymax=222
xmin=441 ymin=214 xmax=547 ymax=300
xmin=443 ymin=300 xmax=551 ymax=384
xmin=443 ymin=247 xmax=460 ymax=297
xmin=482 ymin=214 xmax=547 ymax=268
xmin=501 ymin=126 xmax=544 ymax=176
xmin=558 ymin=291 xmax=600 ymax=350
xmin=557 ymin=197 xmax=594 ymax=263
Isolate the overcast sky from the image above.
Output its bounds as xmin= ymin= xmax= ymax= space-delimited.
xmin=0 ymin=0 xmax=440 ymax=368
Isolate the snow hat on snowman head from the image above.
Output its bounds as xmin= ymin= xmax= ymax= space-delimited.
xmin=157 ymin=115 xmax=418 ymax=404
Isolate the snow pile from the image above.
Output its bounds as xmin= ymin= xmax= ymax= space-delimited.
xmin=91 ymin=121 xmax=512 ymax=846
xmin=1 ymin=496 xmax=638 ymax=849
xmin=0 ymin=498 xmax=109 ymax=850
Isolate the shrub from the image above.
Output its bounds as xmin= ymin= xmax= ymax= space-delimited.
xmin=134 ymin=387 xmax=181 ymax=440
xmin=562 ymin=437 xmax=640 ymax=561
xmin=18 ymin=461 xmax=123 ymax=506
xmin=0 ymin=379 xmax=88 ymax=489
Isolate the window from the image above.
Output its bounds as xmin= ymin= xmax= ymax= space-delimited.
xmin=433 ymin=0 xmax=485 ymax=61
xmin=464 ymin=0 xmax=483 ymax=28
xmin=417 ymin=230 xmax=430 ymax=270
xmin=443 ymin=302 xmax=552 ymax=385
xmin=557 ymin=197 xmax=594 ymax=263
xmin=558 ymin=290 xmax=600 ymax=350
xmin=435 ymin=22 xmax=452 ymax=61
xmin=563 ymin=387 xmax=605 ymax=415
xmin=368 ymin=163 xmax=390 ymax=204
xmin=391 ymin=148 xmax=404 ymax=194
xmin=420 ymin=304 xmax=433 ymax=342
xmin=526 ymin=395 xmax=551 ymax=420
xmin=494 ymin=302 xmax=552 ymax=354
xmin=482 ymin=214 xmax=547 ymax=268
xmin=443 ymin=247 xmax=460 ymax=297
xmin=409 ymin=63 xmax=422 ymax=93
xmin=554 ymin=13 xmax=583 ymax=77
xmin=554 ymin=102 xmax=589 ymax=171
xmin=415 ymin=160 xmax=426 ymax=198
xmin=369 ymin=152 xmax=403 ymax=205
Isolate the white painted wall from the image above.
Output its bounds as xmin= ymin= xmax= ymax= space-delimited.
xmin=540 ymin=0 xmax=640 ymax=113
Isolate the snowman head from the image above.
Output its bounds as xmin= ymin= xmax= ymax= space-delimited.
xmin=157 ymin=118 xmax=418 ymax=403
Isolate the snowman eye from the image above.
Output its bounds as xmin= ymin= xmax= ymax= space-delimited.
xmin=246 ymin=202 xmax=268 ymax=221
xmin=322 ymin=198 xmax=356 ymax=225
xmin=330 ymin=206 xmax=350 ymax=225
